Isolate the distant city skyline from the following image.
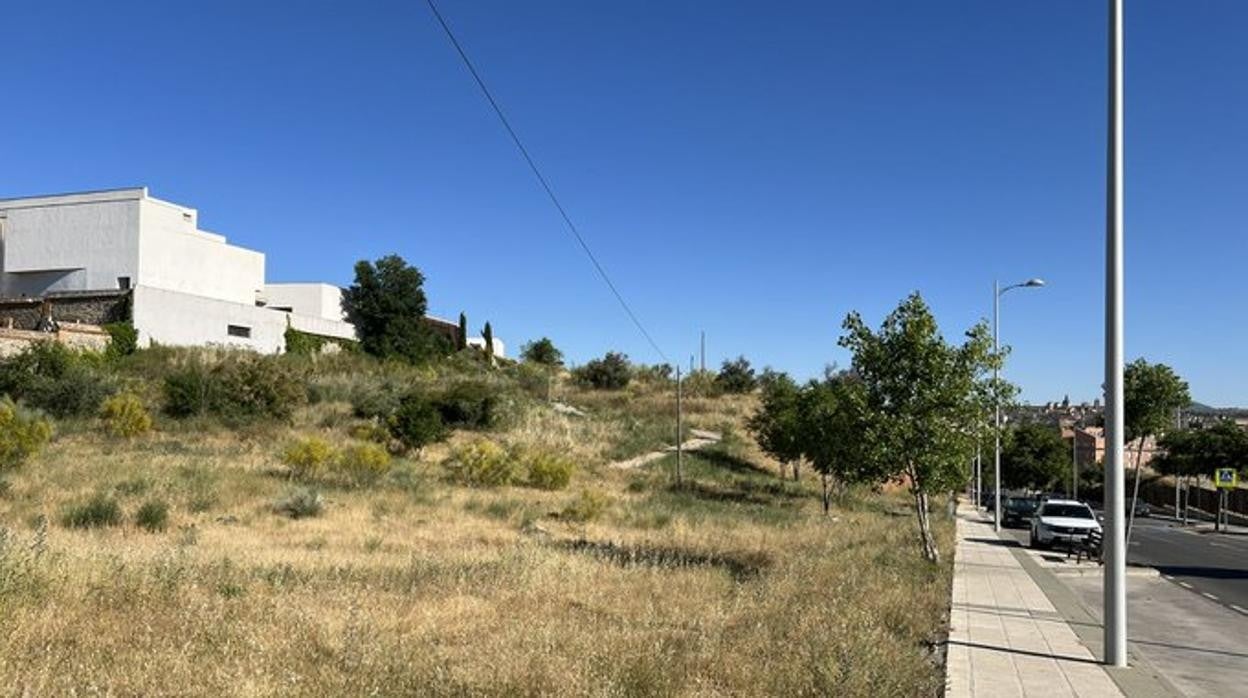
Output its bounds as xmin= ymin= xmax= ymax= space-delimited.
xmin=2 ymin=1 xmax=1246 ymax=405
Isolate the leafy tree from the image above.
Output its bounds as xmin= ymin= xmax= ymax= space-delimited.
xmin=715 ymin=356 xmax=757 ymax=394
xmin=797 ymin=373 xmax=875 ymax=513
xmin=1001 ymin=423 xmax=1068 ymax=491
xmin=747 ymin=372 xmax=803 ymax=480
xmin=521 ymin=337 xmax=563 ymax=367
xmin=573 ymin=352 xmax=631 ymax=390
xmin=1124 ymin=359 xmax=1190 ymax=537
xmin=839 ymin=293 xmax=995 ymax=563
xmin=1156 ymin=420 xmax=1248 ymax=482
xmin=342 ymin=255 xmax=448 ymax=363
xmin=457 ymin=312 xmax=468 ymax=351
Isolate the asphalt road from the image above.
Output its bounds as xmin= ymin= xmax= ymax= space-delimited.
xmin=1125 ymin=517 xmax=1248 ymax=615
xmin=1000 ymin=515 xmax=1248 ymax=616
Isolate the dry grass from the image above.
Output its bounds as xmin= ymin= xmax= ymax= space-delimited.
xmin=0 ymin=375 xmax=954 ymax=696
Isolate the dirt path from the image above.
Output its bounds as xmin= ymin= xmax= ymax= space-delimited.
xmin=609 ymin=429 xmax=722 ymax=469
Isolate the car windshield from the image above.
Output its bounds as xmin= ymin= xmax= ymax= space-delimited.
xmin=1041 ymin=504 xmax=1093 ymax=519
xmin=1006 ymin=498 xmax=1038 ymax=511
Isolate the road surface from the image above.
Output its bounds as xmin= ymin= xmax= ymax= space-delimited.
xmin=1000 ymin=515 xmax=1248 ymax=616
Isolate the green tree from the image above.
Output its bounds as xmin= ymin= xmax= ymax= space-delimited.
xmin=573 ymin=352 xmax=631 ymax=390
xmin=342 ymin=255 xmax=448 ymax=362
xmin=797 ymin=374 xmax=875 ymax=513
xmin=482 ymin=322 xmax=495 ymax=362
xmin=839 ymin=293 xmax=995 ymax=563
xmin=747 ymin=372 xmax=803 ymax=480
xmin=715 ymin=356 xmax=757 ymax=394
xmin=521 ymin=337 xmax=563 ymax=367
xmin=1001 ymin=423 xmax=1068 ymax=491
xmin=1124 ymin=359 xmax=1190 ymax=536
xmin=1156 ymin=420 xmax=1248 ymax=486
xmin=457 ymin=312 xmax=468 ymax=352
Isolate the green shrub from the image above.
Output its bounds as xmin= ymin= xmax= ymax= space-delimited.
xmin=350 ymin=383 xmax=402 ymax=420
xmin=520 ymin=448 xmax=576 ymax=490
xmin=273 ymin=487 xmax=324 ymax=519
xmin=135 ymin=499 xmax=169 ymax=532
xmin=0 ymin=342 xmax=116 ymax=417
xmin=715 ymin=356 xmax=757 ymax=394
xmin=573 ymin=352 xmax=631 ymax=390
xmin=433 ymin=381 xmax=502 ymax=429
xmin=61 ymin=493 xmax=123 ymax=529
xmin=561 ymin=487 xmax=610 ymax=522
xmin=104 ymin=322 xmax=138 ymax=358
xmin=163 ymin=362 xmax=214 ymax=417
xmin=213 ymin=355 xmax=307 ymax=421
xmin=99 ymin=392 xmax=152 ymax=438
xmin=0 ymin=398 xmax=52 ymax=471
xmin=281 ymin=436 xmax=337 ymax=480
xmin=389 ymin=393 xmax=446 ymax=451
xmin=163 ymin=355 xmax=307 ymax=422
xmin=442 ymin=439 xmax=517 ymax=487
xmin=335 ymin=443 xmax=392 ymax=485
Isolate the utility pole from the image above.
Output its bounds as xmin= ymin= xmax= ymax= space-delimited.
xmin=675 ymin=365 xmax=684 ymax=486
xmin=1174 ymin=407 xmax=1181 ymax=520
xmin=993 ymin=279 xmax=1002 ymax=532
xmin=975 ymin=440 xmax=982 ymax=509
xmin=700 ymin=331 xmax=706 ymax=373
xmin=1103 ymin=0 xmax=1128 ymax=668
xmin=1072 ymin=428 xmax=1079 ymax=500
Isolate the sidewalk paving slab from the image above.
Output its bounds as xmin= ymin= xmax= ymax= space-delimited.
xmin=946 ymin=507 xmax=1126 ymax=698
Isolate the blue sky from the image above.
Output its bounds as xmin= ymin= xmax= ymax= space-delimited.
xmin=3 ymin=1 xmax=1245 ymax=405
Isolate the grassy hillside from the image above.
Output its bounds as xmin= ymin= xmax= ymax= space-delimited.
xmin=0 ymin=346 xmax=953 ymax=696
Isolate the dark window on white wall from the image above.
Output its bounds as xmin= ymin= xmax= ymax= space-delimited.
xmin=117 ymin=276 xmax=131 ymax=290
xmin=227 ymin=325 xmax=251 ymax=338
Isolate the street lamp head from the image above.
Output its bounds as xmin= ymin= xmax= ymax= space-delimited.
xmin=1023 ymin=278 xmax=1046 ymax=288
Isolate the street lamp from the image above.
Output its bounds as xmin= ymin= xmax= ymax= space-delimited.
xmin=993 ymin=277 xmax=1045 ymax=532
xmin=1104 ymin=0 xmax=1127 ymax=669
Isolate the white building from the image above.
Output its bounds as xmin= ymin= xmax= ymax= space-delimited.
xmin=0 ymin=187 xmax=355 ymax=352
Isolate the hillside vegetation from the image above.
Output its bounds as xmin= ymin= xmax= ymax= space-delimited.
xmin=0 ymin=343 xmax=953 ymax=696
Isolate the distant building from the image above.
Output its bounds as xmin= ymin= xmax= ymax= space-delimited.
xmin=0 ymin=188 xmax=504 ymax=356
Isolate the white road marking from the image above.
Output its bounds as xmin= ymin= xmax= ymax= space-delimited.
xmin=1178 ymin=581 xmax=1193 ymax=589
xmin=1203 ymin=592 xmax=1219 ymax=601
xmin=1232 ymin=605 xmax=1248 ymax=615
xmin=1162 ymin=575 xmax=1173 ymax=581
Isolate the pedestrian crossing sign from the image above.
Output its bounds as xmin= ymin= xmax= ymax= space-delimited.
xmin=1215 ymin=468 xmax=1238 ymax=489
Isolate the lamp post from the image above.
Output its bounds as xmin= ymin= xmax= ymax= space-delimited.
xmin=993 ymin=277 xmax=1045 ymax=532
xmin=1103 ymin=0 xmax=1127 ymax=668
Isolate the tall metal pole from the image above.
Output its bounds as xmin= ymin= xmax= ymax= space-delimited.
xmin=676 ymin=365 xmax=684 ymax=486
xmin=975 ymin=440 xmax=982 ymax=509
xmin=1174 ymin=407 xmax=1181 ymax=518
xmin=1103 ymin=0 xmax=1128 ymax=668
xmin=1072 ymin=428 xmax=1079 ymax=499
xmin=993 ymin=280 xmax=1002 ymax=532
xmin=700 ymin=331 xmax=705 ymax=373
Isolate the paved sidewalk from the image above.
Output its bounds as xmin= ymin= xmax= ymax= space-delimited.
xmin=946 ymin=508 xmax=1124 ymax=697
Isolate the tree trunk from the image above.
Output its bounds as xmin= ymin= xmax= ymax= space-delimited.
xmin=821 ymin=473 xmax=830 ymax=515
xmin=1126 ymin=436 xmax=1146 ymax=543
xmin=793 ymin=461 xmax=800 ymax=482
xmin=909 ymin=469 xmax=939 ymax=563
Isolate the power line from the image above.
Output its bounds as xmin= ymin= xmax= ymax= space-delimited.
xmin=424 ymin=0 xmax=668 ymax=363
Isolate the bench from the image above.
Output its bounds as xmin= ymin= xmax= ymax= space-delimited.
xmin=1068 ymin=528 xmax=1103 ymax=565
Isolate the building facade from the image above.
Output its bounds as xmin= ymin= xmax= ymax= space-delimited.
xmin=0 ymin=188 xmax=354 ymax=352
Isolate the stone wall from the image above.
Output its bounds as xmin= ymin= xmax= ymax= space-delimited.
xmin=0 ymin=290 xmax=130 ymax=331
xmin=0 ymin=324 xmax=111 ymax=357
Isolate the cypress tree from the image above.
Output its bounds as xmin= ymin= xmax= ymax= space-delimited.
xmin=482 ymin=322 xmax=494 ymax=358
xmin=457 ymin=312 xmax=468 ymax=351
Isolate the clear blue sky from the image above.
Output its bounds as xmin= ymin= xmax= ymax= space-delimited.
xmin=3 ymin=1 xmax=1245 ymax=405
